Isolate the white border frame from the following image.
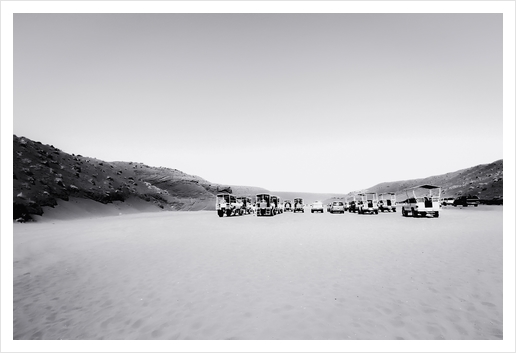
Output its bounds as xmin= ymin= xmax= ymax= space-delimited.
xmin=2 ymin=1 xmax=514 ymax=352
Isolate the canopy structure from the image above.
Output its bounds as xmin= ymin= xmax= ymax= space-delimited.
xmin=400 ymin=184 xmax=442 ymax=199
xmin=409 ymin=184 xmax=441 ymax=190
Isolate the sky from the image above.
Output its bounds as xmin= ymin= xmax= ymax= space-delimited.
xmin=12 ymin=11 xmax=504 ymax=193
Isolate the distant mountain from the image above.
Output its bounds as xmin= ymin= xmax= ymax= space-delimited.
xmin=272 ymin=191 xmax=348 ymax=205
xmin=13 ymin=135 xmax=503 ymax=221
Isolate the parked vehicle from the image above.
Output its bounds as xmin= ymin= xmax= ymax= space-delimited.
xmin=311 ymin=201 xmax=324 ymax=213
xmin=293 ymin=198 xmax=304 ymax=213
xmin=216 ymin=193 xmax=243 ymax=217
xmin=271 ymin=195 xmax=283 ymax=214
xmin=378 ymin=193 xmax=396 ymax=212
xmin=441 ymin=198 xmax=455 ymax=206
xmin=453 ymin=195 xmax=480 ymax=207
xmin=347 ymin=195 xmax=358 ymax=213
xmin=284 ymin=200 xmax=293 ymax=212
xmin=237 ymin=196 xmax=254 ymax=214
xmin=256 ymin=194 xmax=274 ymax=216
xmin=329 ymin=201 xmax=345 ymax=214
xmin=357 ymin=193 xmax=379 ymax=214
xmin=400 ymin=185 xmax=441 ymax=217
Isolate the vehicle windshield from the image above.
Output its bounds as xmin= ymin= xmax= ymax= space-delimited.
xmin=333 ymin=202 xmax=343 ymax=206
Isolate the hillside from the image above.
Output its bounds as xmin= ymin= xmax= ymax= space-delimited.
xmin=359 ymin=160 xmax=503 ymax=201
xmin=13 ymin=135 xmax=265 ymax=221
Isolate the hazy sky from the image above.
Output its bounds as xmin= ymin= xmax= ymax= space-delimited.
xmin=13 ymin=13 xmax=503 ymax=193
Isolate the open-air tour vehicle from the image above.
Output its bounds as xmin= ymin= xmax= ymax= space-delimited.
xmin=237 ymin=196 xmax=254 ymax=214
xmin=271 ymin=195 xmax=281 ymax=215
xmin=293 ymin=198 xmax=304 ymax=213
xmin=346 ymin=195 xmax=358 ymax=213
xmin=216 ymin=193 xmax=243 ymax=217
xmin=400 ymin=184 xmax=442 ymax=218
xmin=378 ymin=193 xmax=397 ymax=212
xmin=283 ymin=200 xmax=293 ymax=212
xmin=256 ymin=193 xmax=274 ymax=216
xmin=357 ymin=193 xmax=379 ymax=214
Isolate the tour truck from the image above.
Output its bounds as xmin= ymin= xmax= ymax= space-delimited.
xmin=293 ymin=198 xmax=304 ymax=213
xmin=216 ymin=193 xmax=243 ymax=217
xmin=400 ymin=185 xmax=442 ymax=218
xmin=237 ymin=196 xmax=254 ymax=214
xmin=283 ymin=200 xmax=293 ymax=212
xmin=256 ymin=193 xmax=274 ymax=216
xmin=357 ymin=193 xmax=379 ymax=214
xmin=271 ymin=195 xmax=281 ymax=215
xmin=378 ymin=193 xmax=397 ymax=212
xmin=346 ymin=195 xmax=359 ymax=213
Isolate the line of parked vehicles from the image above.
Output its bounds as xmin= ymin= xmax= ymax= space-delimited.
xmin=216 ymin=185 xmax=480 ymax=218
xmin=216 ymin=193 xmax=309 ymax=217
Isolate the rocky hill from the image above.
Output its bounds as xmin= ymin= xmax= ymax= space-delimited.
xmin=13 ymin=135 xmax=266 ymax=221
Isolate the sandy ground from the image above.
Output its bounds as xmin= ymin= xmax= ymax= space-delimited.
xmin=12 ymin=203 xmax=503 ymax=341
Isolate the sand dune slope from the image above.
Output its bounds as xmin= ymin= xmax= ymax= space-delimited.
xmin=13 ymin=206 xmax=503 ymax=340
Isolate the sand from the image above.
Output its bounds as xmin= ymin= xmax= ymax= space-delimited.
xmin=11 ymin=203 xmax=504 ymax=345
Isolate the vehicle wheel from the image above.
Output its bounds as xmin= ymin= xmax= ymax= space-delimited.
xmin=375 ymin=210 xmax=378 ymax=214
xmin=412 ymin=209 xmax=417 ymax=217
xmin=217 ymin=210 xmax=224 ymax=217
xmin=311 ymin=210 xmax=314 ymax=213
xmin=393 ymin=208 xmax=396 ymax=212
xmin=434 ymin=211 xmax=439 ymax=218
xmin=240 ymin=209 xmax=244 ymax=216
xmin=226 ymin=209 xmax=232 ymax=217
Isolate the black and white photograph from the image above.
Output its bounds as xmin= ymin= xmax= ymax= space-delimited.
xmin=2 ymin=1 xmax=515 ymax=352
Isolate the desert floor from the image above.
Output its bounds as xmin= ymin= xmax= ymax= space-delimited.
xmin=13 ymin=203 xmax=503 ymax=340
